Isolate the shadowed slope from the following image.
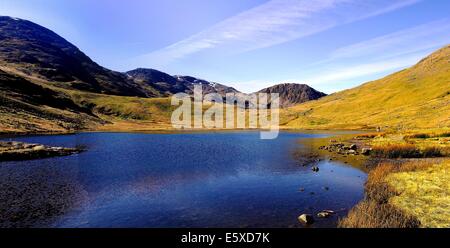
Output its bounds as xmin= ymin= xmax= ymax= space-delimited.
xmin=0 ymin=16 xmax=152 ymax=97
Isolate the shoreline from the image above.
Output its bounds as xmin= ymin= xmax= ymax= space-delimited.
xmin=0 ymin=141 xmax=84 ymax=162
xmin=294 ymin=130 xmax=449 ymax=228
xmin=0 ymin=125 xmax=372 ymax=137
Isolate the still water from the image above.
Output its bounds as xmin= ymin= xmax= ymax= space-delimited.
xmin=0 ymin=132 xmax=367 ymax=228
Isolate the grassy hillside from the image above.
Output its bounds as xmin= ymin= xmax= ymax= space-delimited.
xmin=0 ymin=69 xmax=105 ymax=134
xmin=68 ymin=91 xmax=176 ymax=131
xmin=282 ymin=45 xmax=450 ymax=130
xmin=1 ymin=45 xmax=449 ymax=134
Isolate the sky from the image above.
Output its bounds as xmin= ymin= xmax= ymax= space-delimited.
xmin=1 ymin=0 xmax=449 ymax=93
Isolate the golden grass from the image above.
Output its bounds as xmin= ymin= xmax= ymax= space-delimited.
xmin=372 ymin=144 xmax=422 ymax=158
xmin=339 ymin=159 xmax=449 ymax=228
xmin=283 ymin=45 xmax=450 ymax=130
xmin=370 ymin=144 xmax=445 ymax=158
xmin=354 ymin=132 xmax=386 ymax=139
xmin=362 ymin=129 xmax=449 ymax=154
xmin=386 ymin=161 xmax=450 ymax=228
xmin=338 ymin=199 xmax=420 ymax=228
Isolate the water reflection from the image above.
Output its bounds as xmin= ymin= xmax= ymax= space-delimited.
xmin=0 ymin=132 xmax=367 ymax=228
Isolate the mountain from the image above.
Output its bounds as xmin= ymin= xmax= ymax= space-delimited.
xmin=1 ymin=16 xmax=447 ymax=133
xmin=127 ymin=68 xmax=240 ymax=96
xmin=258 ymin=83 xmax=327 ymax=108
xmin=0 ymin=16 xmax=241 ymax=98
xmin=0 ymin=16 xmax=152 ymax=97
xmin=283 ymin=45 xmax=450 ymax=129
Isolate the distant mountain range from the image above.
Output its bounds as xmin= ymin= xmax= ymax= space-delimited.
xmin=0 ymin=16 xmax=323 ymax=104
xmin=126 ymin=68 xmax=240 ymax=97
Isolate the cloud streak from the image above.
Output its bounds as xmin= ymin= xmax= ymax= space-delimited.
xmin=304 ymin=52 xmax=427 ymax=87
xmin=329 ymin=18 xmax=450 ymax=61
xmin=137 ymin=0 xmax=421 ymax=65
xmin=297 ymin=18 xmax=450 ymax=91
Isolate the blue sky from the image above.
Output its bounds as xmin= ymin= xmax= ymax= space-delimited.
xmin=1 ymin=0 xmax=449 ymax=93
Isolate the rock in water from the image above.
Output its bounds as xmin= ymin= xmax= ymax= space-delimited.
xmin=298 ymin=214 xmax=314 ymax=225
xmin=317 ymin=212 xmax=332 ymax=218
xmin=312 ymin=166 xmax=320 ymax=172
xmin=317 ymin=210 xmax=336 ymax=218
xmin=32 ymin=145 xmax=46 ymax=151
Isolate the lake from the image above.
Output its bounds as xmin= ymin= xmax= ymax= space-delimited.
xmin=0 ymin=132 xmax=367 ymax=228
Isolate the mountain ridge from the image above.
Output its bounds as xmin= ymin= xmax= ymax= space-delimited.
xmin=1 ymin=16 xmax=321 ymax=100
xmin=1 ymin=16 xmax=448 ymax=133
xmin=0 ymin=16 xmax=153 ymax=97
xmin=126 ymin=68 xmax=241 ymax=97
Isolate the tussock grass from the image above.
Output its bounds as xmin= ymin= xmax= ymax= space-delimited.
xmin=338 ymin=199 xmax=420 ymax=228
xmin=436 ymin=132 xmax=450 ymax=138
xmin=405 ymin=132 xmax=450 ymax=139
xmin=355 ymin=132 xmax=386 ymax=139
xmin=371 ymin=144 xmax=444 ymax=158
xmin=372 ymin=144 xmax=421 ymax=158
xmin=422 ymin=146 xmax=444 ymax=157
xmin=339 ymin=160 xmax=439 ymax=228
xmin=405 ymin=133 xmax=431 ymax=139
xmin=385 ymin=162 xmax=450 ymax=228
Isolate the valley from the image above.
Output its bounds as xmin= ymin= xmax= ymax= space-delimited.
xmin=0 ymin=15 xmax=449 ymax=228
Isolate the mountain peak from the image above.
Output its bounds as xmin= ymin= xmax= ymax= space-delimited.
xmin=258 ymin=83 xmax=326 ymax=108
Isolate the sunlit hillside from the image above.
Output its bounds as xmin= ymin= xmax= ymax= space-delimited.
xmin=282 ymin=45 xmax=450 ymax=130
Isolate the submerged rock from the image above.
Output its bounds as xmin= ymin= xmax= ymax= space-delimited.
xmin=317 ymin=210 xmax=335 ymax=218
xmin=317 ymin=212 xmax=331 ymax=218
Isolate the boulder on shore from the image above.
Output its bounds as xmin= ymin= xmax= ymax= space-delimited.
xmin=362 ymin=148 xmax=373 ymax=155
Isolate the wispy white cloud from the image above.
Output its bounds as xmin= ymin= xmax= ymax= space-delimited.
xmin=135 ymin=0 xmax=421 ymax=65
xmin=229 ymin=51 xmax=427 ymax=93
xmin=278 ymin=18 xmax=450 ymax=93
xmin=303 ymin=51 xmax=428 ymax=87
xmin=328 ymin=18 xmax=450 ymax=61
